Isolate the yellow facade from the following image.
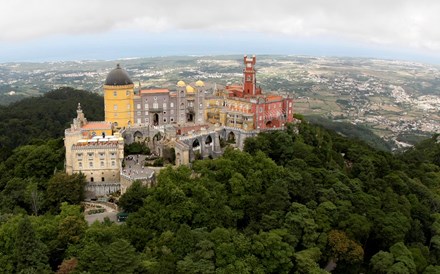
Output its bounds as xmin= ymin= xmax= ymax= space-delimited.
xmin=103 ymin=84 xmax=135 ymax=128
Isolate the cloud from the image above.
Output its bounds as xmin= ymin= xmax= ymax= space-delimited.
xmin=2 ymin=0 xmax=440 ymax=52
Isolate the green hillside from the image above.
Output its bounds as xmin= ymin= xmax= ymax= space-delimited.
xmin=0 ymin=113 xmax=439 ymax=272
xmin=0 ymin=87 xmax=103 ymax=161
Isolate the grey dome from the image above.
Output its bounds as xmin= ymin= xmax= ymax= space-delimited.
xmin=105 ymin=64 xmax=133 ymax=86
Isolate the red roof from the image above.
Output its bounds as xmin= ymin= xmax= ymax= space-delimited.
xmin=266 ymin=95 xmax=283 ymax=102
xmin=81 ymin=122 xmax=112 ymax=130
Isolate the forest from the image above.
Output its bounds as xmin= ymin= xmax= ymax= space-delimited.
xmin=1 ymin=89 xmax=440 ymax=273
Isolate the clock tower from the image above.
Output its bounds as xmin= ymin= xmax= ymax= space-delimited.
xmin=243 ymin=55 xmax=257 ymax=96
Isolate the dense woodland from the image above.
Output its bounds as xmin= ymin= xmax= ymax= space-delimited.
xmin=0 ymin=87 xmax=104 ymax=161
xmin=1 ymin=89 xmax=440 ymax=273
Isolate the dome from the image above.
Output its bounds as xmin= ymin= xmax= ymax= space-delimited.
xmin=186 ymin=85 xmax=195 ymax=93
xmin=105 ymin=64 xmax=133 ymax=86
xmin=195 ymin=80 xmax=205 ymax=87
xmin=177 ymin=80 xmax=186 ymax=87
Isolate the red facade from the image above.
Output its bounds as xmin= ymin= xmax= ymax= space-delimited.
xmin=226 ymin=55 xmax=294 ymax=130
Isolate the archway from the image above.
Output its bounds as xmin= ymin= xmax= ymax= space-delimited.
xmin=266 ymin=120 xmax=273 ymax=127
xmin=205 ymin=135 xmax=212 ymax=145
xmin=153 ymin=113 xmax=159 ymax=126
xmin=133 ymin=131 xmax=143 ymax=142
xmin=193 ymin=139 xmax=200 ymax=148
xmin=227 ymin=132 xmax=235 ymax=143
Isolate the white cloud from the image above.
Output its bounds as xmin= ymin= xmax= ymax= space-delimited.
xmin=2 ymin=0 xmax=440 ymax=52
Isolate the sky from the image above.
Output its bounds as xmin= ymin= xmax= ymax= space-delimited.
xmin=1 ymin=0 xmax=440 ymax=64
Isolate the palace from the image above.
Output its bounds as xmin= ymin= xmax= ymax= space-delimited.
xmin=65 ymin=55 xmax=294 ymax=196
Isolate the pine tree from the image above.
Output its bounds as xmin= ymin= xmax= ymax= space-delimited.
xmin=14 ymin=216 xmax=51 ymax=273
xmin=106 ymin=239 xmax=139 ymax=273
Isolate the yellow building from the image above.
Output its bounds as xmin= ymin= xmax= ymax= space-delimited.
xmin=65 ymin=104 xmax=124 ymax=196
xmin=103 ymin=64 xmax=135 ymax=129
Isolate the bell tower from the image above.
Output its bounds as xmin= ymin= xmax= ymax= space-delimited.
xmin=243 ymin=55 xmax=256 ymax=96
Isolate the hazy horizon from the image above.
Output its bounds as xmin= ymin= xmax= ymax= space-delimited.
xmin=1 ymin=1 xmax=440 ymax=65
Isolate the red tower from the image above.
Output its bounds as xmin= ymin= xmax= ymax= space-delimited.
xmin=243 ymin=55 xmax=258 ymax=96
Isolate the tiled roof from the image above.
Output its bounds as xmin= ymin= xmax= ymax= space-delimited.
xmin=81 ymin=122 xmax=112 ymax=130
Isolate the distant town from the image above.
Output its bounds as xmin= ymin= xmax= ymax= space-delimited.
xmin=1 ymin=55 xmax=439 ymax=149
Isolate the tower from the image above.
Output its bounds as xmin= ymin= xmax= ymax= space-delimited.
xmin=243 ymin=55 xmax=257 ymax=96
xmin=103 ymin=64 xmax=135 ymax=129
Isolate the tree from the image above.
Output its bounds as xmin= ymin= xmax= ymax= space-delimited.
xmin=294 ymin=247 xmax=327 ymax=274
xmin=326 ymin=230 xmax=364 ymax=269
xmin=14 ymin=216 xmax=51 ymax=273
xmin=77 ymin=241 xmax=109 ymax=273
xmin=57 ymin=215 xmax=87 ymax=247
xmin=370 ymin=242 xmax=416 ymax=274
xmin=106 ymin=239 xmax=140 ymax=274
xmin=46 ymin=172 xmax=86 ymax=212
xmin=56 ymin=257 xmax=78 ymax=274
xmin=118 ymin=180 xmax=149 ymax=213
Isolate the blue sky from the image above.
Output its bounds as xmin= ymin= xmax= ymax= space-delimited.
xmin=1 ymin=0 xmax=439 ymax=64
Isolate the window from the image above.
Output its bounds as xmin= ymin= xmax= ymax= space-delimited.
xmin=145 ymin=118 xmax=149 ymax=123
xmin=145 ymin=104 xmax=149 ymax=110
xmin=79 ymin=162 xmax=82 ymax=168
xmin=170 ymin=102 xmax=174 ymax=107
xmin=199 ymin=103 xmax=203 ymax=108
xmin=163 ymin=111 xmax=167 ymax=115
xmin=127 ymin=104 xmax=130 ymax=110
xmin=111 ymin=161 xmax=116 ymax=167
xmin=101 ymin=177 xmax=105 ymax=182
xmin=171 ymin=118 xmax=174 ymax=122
xmin=113 ymin=91 xmax=117 ymax=97
xmin=137 ymin=111 xmax=141 ymax=116
xmin=137 ymin=118 xmax=141 ymax=124
xmin=137 ymin=103 xmax=141 ymax=109
xmin=99 ymin=152 xmax=105 ymax=159
xmin=100 ymin=161 xmax=105 ymax=167
xmin=289 ymin=102 xmax=292 ymax=107
xmin=88 ymin=152 xmax=94 ymax=160
xmin=114 ymin=104 xmax=118 ymax=110
xmin=163 ymin=103 xmax=167 ymax=109
xmin=154 ymin=96 xmax=157 ymax=100
xmin=163 ymin=118 xmax=167 ymax=123
xmin=77 ymin=153 xmax=83 ymax=159
xmin=153 ymin=102 xmax=158 ymax=109
xmin=90 ymin=177 xmax=94 ymax=182
xmin=126 ymin=90 xmax=130 ymax=96
xmin=89 ymin=162 xmax=93 ymax=168
xmin=260 ymin=107 xmax=263 ymax=113
xmin=110 ymin=152 xmax=116 ymax=159
xmin=114 ymin=113 xmax=118 ymax=117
